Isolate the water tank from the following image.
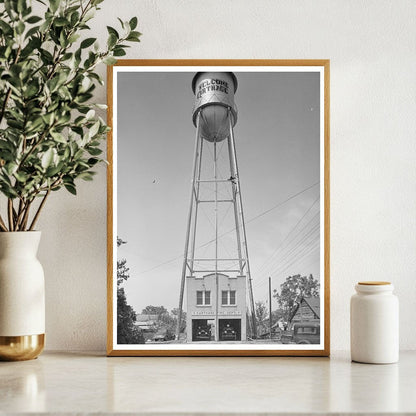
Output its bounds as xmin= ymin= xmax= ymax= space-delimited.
xmin=192 ymin=72 xmax=238 ymax=142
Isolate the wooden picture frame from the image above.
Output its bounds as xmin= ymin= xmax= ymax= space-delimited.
xmin=107 ymin=60 xmax=330 ymax=356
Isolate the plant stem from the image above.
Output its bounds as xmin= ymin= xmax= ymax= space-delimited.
xmin=29 ymin=189 xmax=50 ymax=231
xmin=20 ymin=200 xmax=32 ymax=231
xmin=7 ymin=199 xmax=14 ymax=231
xmin=0 ymin=214 xmax=8 ymax=232
xmin=14 ymin=199 xmax=23 ymax=230
xmin=14 ymin=199 xmax=27 ymax=231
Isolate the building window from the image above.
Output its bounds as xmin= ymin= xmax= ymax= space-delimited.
xmin=222 ymin=290 xmax=236 ymax=306
xmin=196 ymin=290 xmax=210 ymax=306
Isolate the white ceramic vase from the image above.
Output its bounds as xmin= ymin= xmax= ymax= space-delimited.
xmin=0 ymin=231 xmax=45 ymax=360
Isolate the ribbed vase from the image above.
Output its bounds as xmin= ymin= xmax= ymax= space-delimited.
xmin=0 ymin=231 xmax=45 ymax=360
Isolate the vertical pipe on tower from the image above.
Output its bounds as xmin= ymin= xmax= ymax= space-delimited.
xmin=189 ymin=136 xmax=204 ymax=272
xmin=214 ymin=139 xmax=219 ymax=342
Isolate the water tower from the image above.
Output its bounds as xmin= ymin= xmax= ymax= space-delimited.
xmin=176 ymin=72 xmax=256 ymax=342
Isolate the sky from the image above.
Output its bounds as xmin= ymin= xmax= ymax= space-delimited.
xmin=116 ymin=70 xmax=321 ymax=314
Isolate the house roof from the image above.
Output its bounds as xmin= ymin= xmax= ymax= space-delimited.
xmin=289 ymin=296 xmax=320 ymax=322
xmin=136 ymin=314 xmax=159 ymax=322
xmin=303 ymin=297 xmax=320 ymax=318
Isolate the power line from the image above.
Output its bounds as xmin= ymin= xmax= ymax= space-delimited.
xmin=255 ymin=224 xmax=319 ymax=287
xmin=259 ymin=215 xmax=320 ymax=279
xmin=254 ymin=195 xmax=320 ymax=277
xmin=253 ymin=230 xmax=320 ymax=290
xmin=256 ymin=247 xmax=321 ymax=297
xmin=135 ymin=181 xmax=320 ymax=275
xmin=268 ymin=241 xmax=320 ymax=284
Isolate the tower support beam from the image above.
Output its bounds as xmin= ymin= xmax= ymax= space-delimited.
xmin=176 ymin=114 xmax=201 ymax=340
xmin=228 ymin=111 xmax=257 ymax=339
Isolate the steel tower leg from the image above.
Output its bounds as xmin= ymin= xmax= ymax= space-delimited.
xmin=228 ymin=111 xmax=257 ymax=339
xmin=227 ymin=134 xmax=244 ymax=276
xmin=176 ymin=114 xmax=202 ymax=340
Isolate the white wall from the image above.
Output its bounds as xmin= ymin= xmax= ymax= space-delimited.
xmin=38 ymin=0 xmax=416 ymax=351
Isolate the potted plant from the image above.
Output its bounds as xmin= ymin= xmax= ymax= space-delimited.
xmin=0 ymin=0 xmax=140 ymax=360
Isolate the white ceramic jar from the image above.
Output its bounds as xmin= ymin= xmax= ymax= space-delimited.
xmin=350 ymin=281 xmax=399 ymax=364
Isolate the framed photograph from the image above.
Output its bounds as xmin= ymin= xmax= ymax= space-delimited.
xmin=107 ymin=60 xmax=330 ymax=356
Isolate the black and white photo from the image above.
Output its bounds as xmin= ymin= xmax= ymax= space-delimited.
xmin=107 ymin=61 xmax=330 ymax=356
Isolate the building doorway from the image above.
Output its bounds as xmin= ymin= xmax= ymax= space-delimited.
xmin=219 ymin=319 xmax=241 ymax=341
xmin=192 ymin=319 xmax=212 ymax=341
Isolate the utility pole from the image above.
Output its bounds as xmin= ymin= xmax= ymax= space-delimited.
xmin=269 ymin=276 xmax=272 ymax=340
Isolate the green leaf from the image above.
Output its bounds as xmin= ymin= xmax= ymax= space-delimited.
xmin=126 ymin=31 xmax=141 ymax=42
xmin=85 ymin=109 xmax=95 ymax=120
xmin=68 ymin=33 xmax=80 ymax=44
xmin=41 ymin=148 xmax=54 ymax=169
xmin=87 ymin=157 xmax=100 ymax=166
xmin=107 ymin=33 xmax=117 ymax=49
xmin=78 ymin=171 xmax=95 ymax=181
xmin=113 ymin=47 xmax=126 ymax=57
xmin=14 ymin=171 xmax=28 ymax=183
xmin=106 ymin=26 xmax=119 ymax=39
xmin=129 ymin=17 xmax=138 ymax=30
xmin=80 ymin=37 xmax=96 ymax=49
xmin=42 ymin=112 xmax=55 ymax=125
xmin=54 ymin=17 xmax=69 ymax=27
xmin=45 ymin=164 xmax=62 ymax=177
xmin=24 ymin=83 xmax=39 ymax=98
xmin=63 ymin=147 xmax=70 ymax=160
xmin=64 ymin=183 xmax=76 ymax=195
xmin=4 ymin=0 xmax=16 ymax=20
xmin=17 ymin=0 xmax=26 ymax=14
xmin=16 ymin=21 xmax=25 ymax=35
xmin=49 ymin=0 xmax=60 ymax=13
xmin=5 ymin=162 xmax=18 ymax=176
xmin=88 ymin=120 xmax=100 ymax=138
xmin=87 ymin=147 xmax=102 ymax=156
xmin=0 ymin=20 xmax=13 ymax=35
xmin=74 ymin=148 xmax=84 ymax=159
xmin=83 ymin=9 xmax=95 ymax=22
xmin=103 ymin=56 xmax=117 ymax=65
xmin=26 ymin=15 xmax=42 ymax=24
xmin=61 ymin=52 xmax=72 ymax=61
xmin=70 ymin=11 xmax=80 ymax=26
xmin=59 ymin=30 xmax=67 ymax=47
xmin=25 ymin=117 xmax=44 ymax=133
xmin=50 ymin=131 xmax=67 ymax=143
xmin=49 ymin=76 xmax=60 ymax=92
xmin=22 ymin=5 xmax=32 ymax=17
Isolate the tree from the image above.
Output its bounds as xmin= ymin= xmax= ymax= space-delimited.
xmin=171 ymin=307 xmax=186 ymax=334
xmin=254 ymin=301 xmax=269 ymax=336
xmin=117 ymin=238 xmax=144 ymax=344
xmin=273 ymin=274 xmax=319 ymax=326
xmin=141 ymin=305 xmax=169 ymax=317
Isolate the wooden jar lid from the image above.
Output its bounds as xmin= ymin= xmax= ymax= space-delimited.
xmin=358 ymin=281 xmax=391 ymax=285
